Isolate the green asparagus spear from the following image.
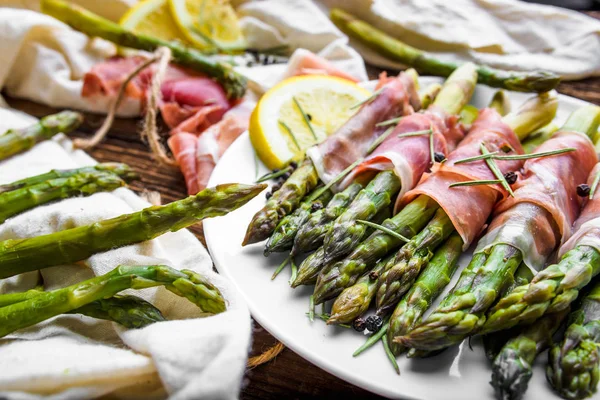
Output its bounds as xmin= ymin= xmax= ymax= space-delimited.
xmin=0 ymin=111 xmax=83 ymax=161
xmin=243 ymin=159 xmax=319 ymax=245
xmin=418 ymin=83 xmax=442 ymax=110
xmin=375 ymin=208 xmax=456 ymax=315
xmin=0 ymin=163 xmax=138 ymax=193
xmin=482 ymin=263 xmax=534 ymax=361
xmin=0 ymin=288 xmax=166 ymax=329
xmin=491 ymin=309 xmax=569 ymax=400
xmin=0 ymin=264 xmax=225 ymax=337
xmin=547 ymin=281 xmax=600 ymax=400
xmin=387 ymin=232 xmax=462 ymax=356
xmin=322 ymin=171 xmax=402 ymax=264
xmin=0 ymin=171 xmax=127 ymax=223
xmin=41 ymin=0 xmax=246 ymax=99
xmin=489 ymin=90 xmax=511 ymax=116
xmin=313 ymin=194 xmax=439 ymax=304
xmin=321 ymin=62 xmax=477 ymax=265
xmin=71 ymin=295 xmax=166 ymax=328
xmin=520 ymin=123 xmax=559 ymax=154
xmin=0 ymin=183 xmax=265 ymax=279
xmin=330 ymin=9 xmax=559 ymax=93
xmin=483 ymin=246 xmax=600 ymax=335
xmin=293 ymin=182 xmax=363 ymax=254
xmin=292 ymin=207 xmax=391 ymax=287
xmin=264 ymin=187 xmax=332 ymax=255
xmin=398 ymin=244 xmax=524 ymax=351
xmin=327 ymin=256 xmax=392 ymax=325
xmin=396 ymin=104 xmax=595 ymax=351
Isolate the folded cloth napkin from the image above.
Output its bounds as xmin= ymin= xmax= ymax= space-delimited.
xmin=323 ymin=0 xmax=600 ymax=80
xmin=0 ymin=107 xmax=251 ymax=400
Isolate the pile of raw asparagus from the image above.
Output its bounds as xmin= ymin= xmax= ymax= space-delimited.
xmin=0 ymin=112 xmax=264 ymax=336
xmin=246 ymin=65 xmax=600 ymax=399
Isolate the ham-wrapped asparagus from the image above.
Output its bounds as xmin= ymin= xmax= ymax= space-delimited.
xmin=399 ymin=105 xmax=600 ymax=351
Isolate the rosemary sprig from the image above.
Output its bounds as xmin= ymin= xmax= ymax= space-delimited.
xmin=308 ymin=295 xmax=315 ymax=322
xmin=376 ymin=116 xmax=403 ymax=127
xmin=278 ymin=120 xmax=301 ymax=150
xmin=350 ymin=88 xmax=384 ymax=110
xmin=481 ymin=143 xmax=514 ymax=197
xmin=271 ymin=256 xmax=291 ymax=280
xmin=396 ymin=129 xmax=432 ymax=139
xmin=308 ymin=158 xmax=365 ymax=201
xmin=289 ymin=257 xmax=298 ymax=285
xmin=493 ymin=147 xmax=575 ymax=161
xmin=449 ymin=179 xmax=503 ymax=188
xmin=353 ymin=320 xmax=390 ymax=357
xmin=428 ymin=124 xmax=435 ymax=166
xmin=293 ymin=96 xmax=318 ymax=141
xmin=382 ymin=334 xmax=400 ymax=375
xmin=255 ymin=166 xmax=292 ymax=183
xmin=356 ymin=220 xmax=409 ymax=243
xmin=366 ymin=126 xmax=395 ymax=155
xmin=454 ymin=152 xmax=499 ymax=165
xmin=591 ymin=170 xmax=600 ymax=200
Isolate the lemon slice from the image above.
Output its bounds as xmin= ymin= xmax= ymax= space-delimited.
xmin=120 ymin=0 xmax=189 ymax=44
xmin=250 ymin=76 xmax=371 ymax=170
xmin=169 ymin=0 xmax=246 ymax=52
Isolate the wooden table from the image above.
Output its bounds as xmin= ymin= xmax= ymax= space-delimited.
xmin=5 ymin=13 xmax=600 ymax=397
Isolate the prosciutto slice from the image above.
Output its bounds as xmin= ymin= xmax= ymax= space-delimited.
xmin=475 ymin=131 xmax=597 ymax=270
xmin=306 ymin=72 xmax=420 ymax=186
xmin=559 ymin=163 xmax=600 ymax=257
xmin=341 ymin=106 xmax=464 ymax=199
xmin=82 ymin=56 xmax=231 ymax=134
xmin=399 ymin=108 xmax=524 ymax=249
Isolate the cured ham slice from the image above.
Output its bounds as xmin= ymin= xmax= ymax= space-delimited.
xmin=559 ymin=163 xmax=600 ymax=257
xmin=168 ymin=132 xmax=200 ymax=195
xmin=282 ymin=49 xmax=360 ymax=82
xmin=306 ymin=72 xmax=420 ymax=186
xmin=399 ymin=108 xmax=524 ymax=249
xmin=341 ymin=106 xmax=464 ymax=199
xmin=82 ymin=56 xmax=231 ymax=134
xmin=475 ymin=131 xmax=597 ymax=270
xmin=195 ymin=96 xmax=257 ymax=191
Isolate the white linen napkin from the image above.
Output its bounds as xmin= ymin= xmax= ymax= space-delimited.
xmin=0 ymin=107 xmax=252 ymax=400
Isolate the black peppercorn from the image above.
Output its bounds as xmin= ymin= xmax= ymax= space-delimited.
xmin=271 ymin=182 xmax=282 ymax=192
xmin=369 ymin=271 xmax=379 ymax=280
xmin=504 ymin=171 xmax=518 ymax=184
xmin=265 ymin=191 xmax=272 ymax=199
xmin=311 ymin=202 xmax=324 ymax=212
xmin=289 ymin=161 xmax=298 ymax=170
xmin=353 ymin=317 xmax=367 ymax=332
xmin=434 ymin=152 xmax=445 ymax=163
xmin=282 ymin=171 xmax=291 ymax=180
xmin=500 ymin=143 xmax=513 ymax=153
xmin=577 ymin=184 xmax=591 ymax=197
xmin=365 ymin=315 xmax=383 ymax=332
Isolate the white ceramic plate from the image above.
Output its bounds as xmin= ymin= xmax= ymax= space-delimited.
xmin=204 ymin=77 xmax=599 ymax=400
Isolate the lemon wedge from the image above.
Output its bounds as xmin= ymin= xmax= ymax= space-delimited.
xmin=119 ymin=0 xmax=189 ymax=44
xmin=250 ymin=76 xmax=371 ymax=170
xmin=169 ymin=0 xmax=246 ymax=52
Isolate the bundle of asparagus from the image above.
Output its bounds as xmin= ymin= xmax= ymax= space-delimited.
xmin=243 ymin=69 xmax=421 ymax=245
xmin=314 ymin=92 xmax=557 ymax=306
xmin=398 ymin=105 xmax=600 ymax=352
